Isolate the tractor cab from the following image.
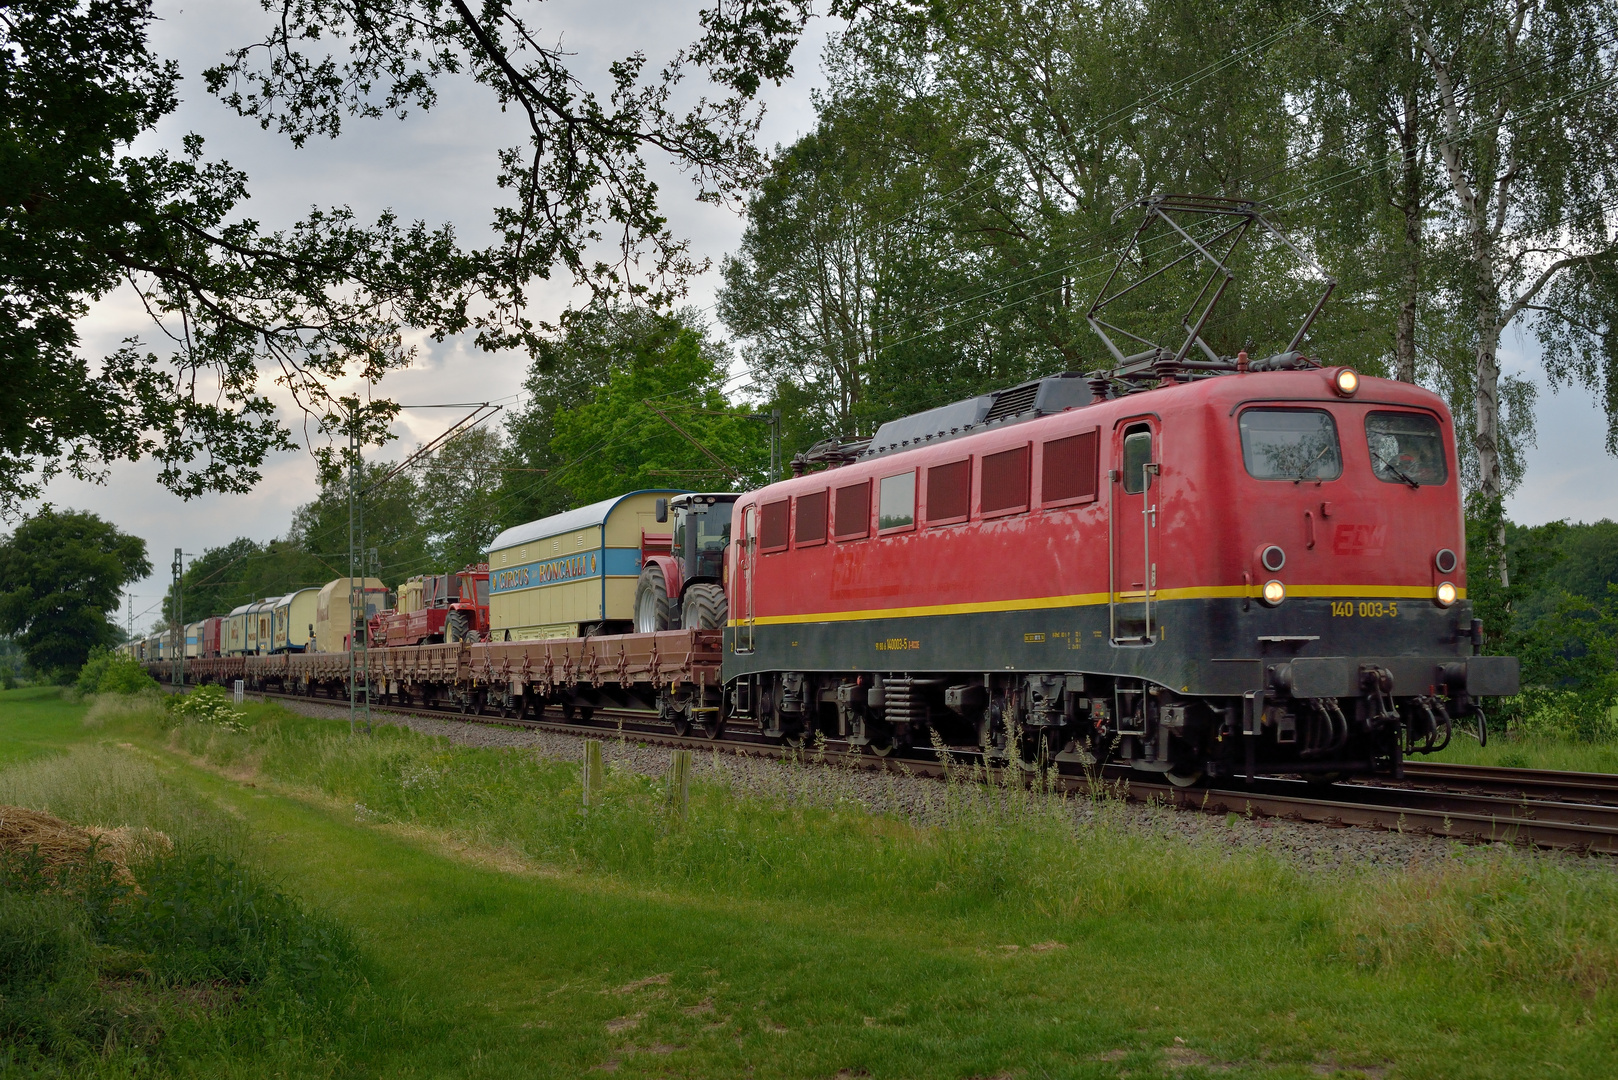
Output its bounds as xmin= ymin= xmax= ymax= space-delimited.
xmin=635 ymin=493 xmax=739 ymax=632
xmin=660 ymin=493 xmax=738 ymax=585
xmin=449 ymin=563 xmax=491 ymax=642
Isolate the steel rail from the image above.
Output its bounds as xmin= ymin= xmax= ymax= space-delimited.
xmin=215 ymin=687 xmax=1618 ymax=855
xmin=1390 ymin=761 xmax=1618 ymax=806
xmin=1134 ymin=780 xmax=1618 ymax=854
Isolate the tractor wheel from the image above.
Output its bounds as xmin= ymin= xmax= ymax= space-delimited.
xmin=680 ymin=583 xmax=726 ymax=631
xmin=634 ymin=565 xmax=675 ymax=633
xmin=446 ymin=610 xmax=470 ymax=643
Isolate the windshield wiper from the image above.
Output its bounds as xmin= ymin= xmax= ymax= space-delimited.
xmin=1374 ymin=452 xmax=1420 ymax=489
xmin=1293 ymin=443 xmax=1333 ymax=482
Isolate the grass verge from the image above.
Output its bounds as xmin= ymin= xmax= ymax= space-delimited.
xmin=2 ymin=685 xmax=1616 ymax=1078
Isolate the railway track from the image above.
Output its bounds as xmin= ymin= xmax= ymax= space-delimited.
xmin=224 ymin=685 xmax=1618 ymax=856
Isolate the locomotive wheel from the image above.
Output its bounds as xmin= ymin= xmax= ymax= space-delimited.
xmin=680 ymin=583 xmax=726 ymax=631
xmin=864 ymin=721 xmax=897 ymax=757
xmin=1164 ymin=766 xmax=1204 ymax=788
xmin=634 ymin=565 xmax=675 ymax=633
xmin=1017 ymin=728 xmax=1062 ymax=772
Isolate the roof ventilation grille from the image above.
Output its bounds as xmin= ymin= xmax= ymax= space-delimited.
xmin=983 ymin=382 xmax=1041 ymax=422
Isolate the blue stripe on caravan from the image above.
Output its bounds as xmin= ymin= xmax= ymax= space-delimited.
xmin=490 ymin=547 xmax=644 ymax=594
xmin=603 ymin=547 xmax=642 ymax=578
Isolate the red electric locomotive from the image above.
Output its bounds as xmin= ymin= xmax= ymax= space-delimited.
xmin=721 ymin=364 xmax=1515 ymax=782
xmin=718 ymin=197 xmax=1517 ymax=783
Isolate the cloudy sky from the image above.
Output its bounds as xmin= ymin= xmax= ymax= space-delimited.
xmin=24 ymin=1 xmax=1618 ymax=630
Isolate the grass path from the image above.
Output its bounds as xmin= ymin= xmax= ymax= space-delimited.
xmin=5 ymin=689 xmax=1617 ymax=1078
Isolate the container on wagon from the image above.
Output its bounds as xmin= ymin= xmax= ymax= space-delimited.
xmin=484 ymin=490 xmax=684 ymax=641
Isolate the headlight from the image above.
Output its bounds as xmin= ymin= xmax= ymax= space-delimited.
xmin=1261 ymin=579 xmax=1286 ymax=606
xmin=1435 ymin=581 xmax=1457 ymax=607
xmin=1332 ymin=367 xmax=1359 ymax=396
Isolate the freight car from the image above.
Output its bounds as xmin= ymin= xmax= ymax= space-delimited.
xmin=486 ymin=490 xmax=679 ymax=640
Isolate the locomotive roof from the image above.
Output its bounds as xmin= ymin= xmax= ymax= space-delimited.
xmin=860 ymin=372 xmax=1094 ymax=460
xmin=760 ymin=367 xmax=1449 ymax=499
xmin=485 ymin=488 xmax=687 ymax=554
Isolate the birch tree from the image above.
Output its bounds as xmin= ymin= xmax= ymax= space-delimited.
xmin=1403 ymin=0 xmax=1618 ymax=516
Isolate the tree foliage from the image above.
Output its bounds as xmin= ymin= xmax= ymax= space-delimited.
xmin=545 ymin=314 xmax=765 ymax=505
xmin=499 ymin=307 xmax=762 ymax=515
xmin=1 ymin=0 xmax=473 ymax=515
xmin=2 ymin=0 xmax=811 ymax=517
xmin=0 ymin=510 xmax=150 ymax=674
xmin=721 ymin=0 xmax=1618 ymax=497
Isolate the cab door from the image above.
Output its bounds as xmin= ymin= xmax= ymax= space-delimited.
xmin=734 ymin=503 xmax=757 ymax=653
xmin=1110 ymin=418 xmax=1160 ymax=644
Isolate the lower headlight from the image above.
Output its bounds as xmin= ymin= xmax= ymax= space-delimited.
xmin=1435 ymin=581 xmax=1457 ymax=607
xmin=1261 ymin=579 xmax=1286 ymax=606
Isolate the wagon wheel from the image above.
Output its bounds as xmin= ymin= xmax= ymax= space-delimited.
xmin=698 ymin=712 xmax=725 ymax=740
xmin=661 ymin=692 xmax=693 ymax=736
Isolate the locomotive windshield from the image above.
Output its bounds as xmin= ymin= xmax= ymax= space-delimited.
xmin=1239 ymin=408 xmax=1343 ymax=481
xmin=1366 ymin=411 xmax=1448 ymax=486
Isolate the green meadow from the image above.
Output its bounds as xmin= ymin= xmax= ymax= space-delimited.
xmin=2 ymin=684 xmax=1616 ymax=1079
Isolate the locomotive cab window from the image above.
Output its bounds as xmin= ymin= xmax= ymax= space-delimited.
xmin=1121 ymin=426 xmax=1153 ymax=494
xmin=878 ymin=471 xmax=916 ymax=532
xmin=1366 ymin=411 xmax=1448 ymax=486
xmin=1238 ymin=408 xmax=1343 ymax=482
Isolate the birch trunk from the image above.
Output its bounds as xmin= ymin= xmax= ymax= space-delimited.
xmin=1394 ymin=83 xmax=1423 ymax=384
